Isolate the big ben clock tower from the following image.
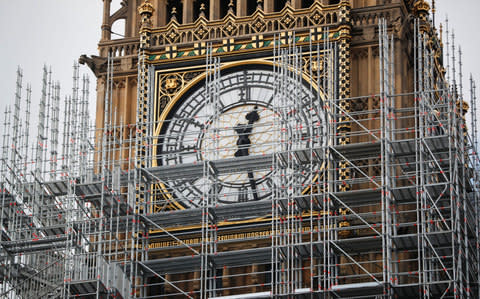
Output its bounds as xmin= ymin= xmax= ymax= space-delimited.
xmin=77 ymin=0 xmax=479 ymax=298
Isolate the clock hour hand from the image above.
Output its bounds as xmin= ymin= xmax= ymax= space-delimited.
xmin=233 ymin=125 xmax=251 ymax=158
xmin=233 ymin=124 xmax=260 ymax=201
xmin=233 ymin=106 xmax=261 ymax=201
xmin=234 ymin=106 xmax=259 ymax=158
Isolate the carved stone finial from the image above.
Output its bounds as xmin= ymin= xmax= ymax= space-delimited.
xmin=171 ymin=6 xmax=178 ymax=22
xmin=413 ymin=0 xmax=430 ymax=19
xmin=228 ymin=0 xmax=235 ymax=14
xmin=257 ymin=0 xmax=263 ymax=10
xmin=200 ymin=3 xmax=206 ymax=18
xmin=138 ymin=0 xmax=154 ymax=16
xmin=138 ymin=0 xmax=154 ymax=29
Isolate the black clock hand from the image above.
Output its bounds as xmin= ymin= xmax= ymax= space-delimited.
xmin=234 ymin=106 xmax=260 ymax=201
xmin=245 ymin=106 xmax=260 ymax=125
xmin=234 ymin=106 xmax=259 ymax=158
xmin=234 ymin=125 xmax=251 ymax=158
xmin=247 ymin=171 xmax=259 ymax=201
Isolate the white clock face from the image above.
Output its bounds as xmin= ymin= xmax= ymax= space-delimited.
xmin=157 ymin=65 xmax=325 ymax=208
xmin=200 ymin=104 xmax=277 ymax=187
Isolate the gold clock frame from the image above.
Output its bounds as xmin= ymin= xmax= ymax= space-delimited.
xmin=149 ymin=58 xmax=330 ymax=232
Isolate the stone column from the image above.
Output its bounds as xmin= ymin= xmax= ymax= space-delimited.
xmin=136 ymin=0 xmax=154 ymax=216
xmin=126 ymin=0 xmax=141 ymax=37
xmin=237 ymin=0 xmax=248 ymax=16
xmin=94 ymin=78 xmax=106 ymax=173
xmin=153 ymin=0 xmax=167 ymax=26
xmin=264 ymin=0 xmax=274 ymax=12
xmin=222 ymin=267 xmax=231 ymax=295
xmin=193 ymin=271 xmax=201 ymax=292
xmin=210 ymin=0 xmax=221 ymax=20
xmin=183 ymin=0 xmax=194 ymax=23
xmin=250 ymin=265 xmax=259 ymax=292
xmin=101 ymin=0 xmax=112 ymax=40
xmin=291 ymin=0 xmax=302 ymax=8
xmin=165 ymin=274 xmax=174 ymax=293
xmin=336 ymin=1 xmax=352 ymax=191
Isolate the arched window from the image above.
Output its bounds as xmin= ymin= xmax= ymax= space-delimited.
xmin=111 ymin=19 xmax=126 ymax=39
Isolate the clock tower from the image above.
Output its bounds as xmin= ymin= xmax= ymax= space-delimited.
xmin=78 ymin=0 xmax=479 ymax=298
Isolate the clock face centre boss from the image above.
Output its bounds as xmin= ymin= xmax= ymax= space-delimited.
xmin=155 ymin=64 xmax=326 ymax=207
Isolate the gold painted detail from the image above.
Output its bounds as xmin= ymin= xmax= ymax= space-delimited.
xmin=149 ymin=31 xmax=341 ymax=62
xmin=136 ymin=0 xmax=153 ymax=214
xmin=302 ymin=54 xmax=331 ymax=92
xmin=139 ymin=0 xmax=155 ymax=30
xmin=164 ymin=77 xmax=179 ymax=90
xmin=338 ymin=208 xmax=351 ymax=238
xmin=336 ymin=6 xmax=352 ymax=192
xmin=150 ymin=224 xmax=351 ymax=249
xmin=147 ymin=2 xmax=345 ymax=49
xmin=413 ymin=0 xmax=430 ymax=16
xmin=155 ymin=70 xmax=203 ymax=123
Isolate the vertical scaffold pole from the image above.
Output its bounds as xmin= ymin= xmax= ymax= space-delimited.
xmin=413 ymin=19 xmax=424 ymax=298
xmin=470 ymin=75 xmax=480 ymax=299
xmin=33 ymin=66 xmax=48 ymax=227
xmin=11 ymin=67 xmax=22 ymax=184
xmin=201 ymin=43 xmax=210 ymax=299
xmin=445 ymin=17 xmax=450 ymax=85
xmin=10 ymin=68 xmax=22 ymax=234
xmin=379 ymin=19 xmax=388 ymax=296
xmin=459 ymin=47 xmax=469 ymax=299
xmin=43 ymin=68 xmax=52 ymax=184
xmin=271 ymin=33 xmax=278 ymax=297
xmin=99 ymin=52 xmax=113 ymax=299
xmin=22 ymin=84 xmax=32 ymax=184
xmin=0 ymin=106 xmax=11 ymax=295
xmin=1 ymin=105 xmax=11 ymax=239
xmin=379 ymin=18 xmax=395 ymax=297
xmin=471 ymin=78 xmax=478 ymax=155
xmin=50 ymin=81 xmax=60 ymax=181
xmin=451 ymin=30 xmax=461 ymax=299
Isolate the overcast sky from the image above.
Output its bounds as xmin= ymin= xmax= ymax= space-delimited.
xmin=0 ymin=1 xmax=479 ymax=138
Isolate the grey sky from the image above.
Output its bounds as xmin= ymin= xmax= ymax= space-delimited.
xmin=0 ymin=1 xmax=103 ymax=135
xmin=0 ymin=1 xmax=479 ymax=136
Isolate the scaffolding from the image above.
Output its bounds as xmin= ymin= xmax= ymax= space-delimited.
xmin=0 ymin=17 xmax=479 ymax=299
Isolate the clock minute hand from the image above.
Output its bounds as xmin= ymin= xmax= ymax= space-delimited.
xmin=247 ymin=171 xmax=259 ymax=201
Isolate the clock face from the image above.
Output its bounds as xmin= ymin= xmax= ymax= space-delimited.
xmin=156 ymin=65 xmax=325 ymax=208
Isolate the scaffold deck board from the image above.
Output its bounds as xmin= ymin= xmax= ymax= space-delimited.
xmin=1 ymin=234 xmax=68 ymax=253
